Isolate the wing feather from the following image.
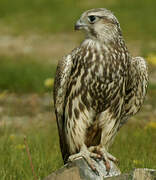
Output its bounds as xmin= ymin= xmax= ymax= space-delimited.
xmin=53 ymin=48 xmax=79 ymax=162
xmin=119 ymin=56 xmax=148 ymax=129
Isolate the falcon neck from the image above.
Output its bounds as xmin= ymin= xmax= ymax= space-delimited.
xmin=82 ymin=36 xmax=128 ymax=54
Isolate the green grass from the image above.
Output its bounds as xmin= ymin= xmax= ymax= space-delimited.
xmin=0 ymin=119 xmax=63 ymax=180
xmin=0 ymin=0 xmax=155 ymax=41
xmin=0 ymin=0 xmax=155 ymax=93
xmin=111 ymin=121 xmax=156 ymax=172
xmin=0 ymin=56 xmax=56 ymax=93
xmin=0 ymin=116 xmax=155 ymax=179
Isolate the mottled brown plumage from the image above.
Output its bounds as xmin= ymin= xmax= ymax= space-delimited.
xmin=53 ymin=8 xmax=148 ymax=172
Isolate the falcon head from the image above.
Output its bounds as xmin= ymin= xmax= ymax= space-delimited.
xmin=75 ymin=8 xmax=122 ymax=42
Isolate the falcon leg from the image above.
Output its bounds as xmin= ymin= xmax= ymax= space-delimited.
xmin=68 ymin=144 xmax=101 ymax=174
xmin=88 ymin=146 xmax=118 ymax=172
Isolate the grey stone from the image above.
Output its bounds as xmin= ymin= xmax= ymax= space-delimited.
xmin=43 ymin=158 xmax=156 ymax=180
xmin=132 ymin=168 xmax=156 ymax=180
xmin=43 ymin=157 xmax=121 ymax=180
xmin=106 ymin=168 xmax=156 ymax=180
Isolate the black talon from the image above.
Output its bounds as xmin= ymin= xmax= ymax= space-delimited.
xmin=93 ymin=168 xmax=100 ymax=176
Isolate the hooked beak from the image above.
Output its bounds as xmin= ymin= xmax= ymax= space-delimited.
xmin=74 ymin=20 xmax=86 ymax=30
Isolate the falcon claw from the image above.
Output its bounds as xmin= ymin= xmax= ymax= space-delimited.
xmin=88 ymin=145 xmax=118 ymax=172
xmin=93 ymin=167 xmax=100 ymax=176
xmin=104 ymin=160 xmax=111 ymax=173
xmin=68 ymin=146 xmax=101 ymax=176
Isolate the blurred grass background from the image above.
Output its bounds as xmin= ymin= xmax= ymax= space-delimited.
xmin=0 ymin=0 xmax=155 ymax=92
xmin=0 ymin=0 xmax=155 ymax=40
xmin=0 ymin=0 xmax=156 ymax=179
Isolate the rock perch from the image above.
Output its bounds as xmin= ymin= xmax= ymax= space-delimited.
xmin=43 ymin=157 xmax=156 ymax=180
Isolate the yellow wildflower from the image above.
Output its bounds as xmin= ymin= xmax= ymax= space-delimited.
xmin=133 ymin=160 xmax=142 ymax=165
xmin=44 ymin=78 xmax=54 ymax=88
xmin=0 ymin=91 xmax=7 ymax=100
xmin=9 ymin=134 xmax=16 ymax=141
xmin=147 ymin=54 xmax=156 ymax=66
xmin=15 ymin=144 xmax=25 ymax=150
xmin=145 ymin=121 xmax=156 ymax=129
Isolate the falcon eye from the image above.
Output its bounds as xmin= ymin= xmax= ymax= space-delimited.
xmin=88 ymin=15 xmax=97 ymax=23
